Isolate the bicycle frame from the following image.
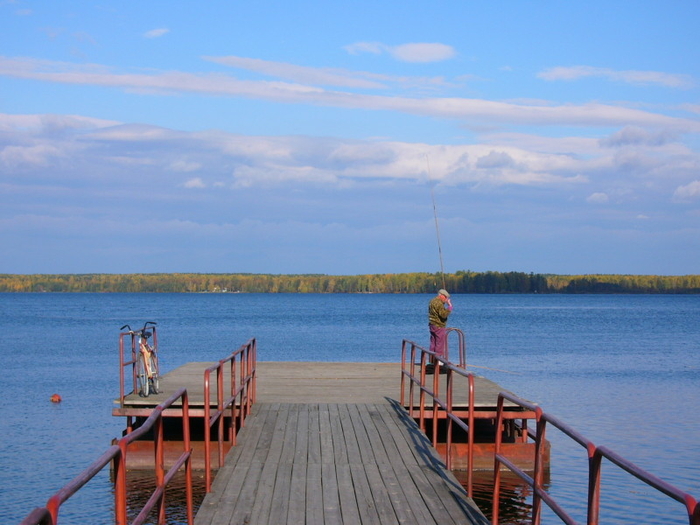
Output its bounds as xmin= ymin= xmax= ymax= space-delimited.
xmin=118 ymin=322 xmax=159 ymax=404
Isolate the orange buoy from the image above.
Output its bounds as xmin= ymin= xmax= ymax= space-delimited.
xmin=50 ymin=394 xmax=62 ymax=403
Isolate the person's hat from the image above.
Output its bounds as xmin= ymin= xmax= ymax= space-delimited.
xmin=438 ymin=289 xmax=450 ymax=298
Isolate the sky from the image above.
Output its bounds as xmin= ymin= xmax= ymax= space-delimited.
xmin=1 ymin=1 xmax=699 ymax=276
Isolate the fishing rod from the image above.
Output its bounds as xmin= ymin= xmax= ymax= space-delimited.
xmin=426 ymin=154 xmax=447 ymax=290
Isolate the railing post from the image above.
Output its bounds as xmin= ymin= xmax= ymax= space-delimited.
xmin=446 ymin=367 xmax=453 ymax=472
xmin=182 ymin=390 xmax=194 ymax=525
xmin=155 ymin=411 xmax=166 ymax=525
xmin=587 ymin=444 xmax=601 ymax=525
xmin=492 ymin=394 xmax=505 ymax=525
xmin=203 ymin=369 xmax=212 ymax=492
xmin=467 ymin=373 xmax=474 ymax=498
xmin=419 ymin=351 xmax=427 ymax=432
xmin=692 ymin=498 xmax=700 ymax=525
xmin=531 ymin=408 xmax=546 ymax=525
xmin=114 ymin=439 xmax=128 ymax=525
xmin=408 ymin=343 xmax=417 ymax=418
xmin=229 ymin=354 xmax=237 ymax=446
xmin=119 ymin=335 xmax=125 ymax=406
xmin=400 ymin=340 xmax=407 ymax=406
xmin=431 ymin=358 xmax=440 ymax=447
xmin=217 ymin=365 xmax=225 ymax=468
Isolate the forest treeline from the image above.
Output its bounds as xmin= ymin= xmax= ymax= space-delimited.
xmin=1 ymin=271 xmax=699 ymax=294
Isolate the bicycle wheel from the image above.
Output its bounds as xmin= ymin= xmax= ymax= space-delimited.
xmin=137 ymin=353 xmax=150 ymax=397
xmin=148 ymin=353 xmax=159 ymax=395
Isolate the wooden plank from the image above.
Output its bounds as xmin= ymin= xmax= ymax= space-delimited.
xmin=287 ymin=461 xmax=307 ymax=524
xmin=335 ymin=463 xmax=362 ymax=524
xmin=307 ymin=404 xmax=322 ymax=465
xmin=319 ymin=403 xmax=335 ymax=464
xmin=349 ymin=462 xmax=383 ymax=525
xmin=362 ymin=460 xmax=402 ymax=525
xmin=374 ymin=402 xmax=489 ymax=525
xmin=306 ymin=462 xmax=324 ymax=525
xmin=246 ymin=405 xmax=291 ymax=525
xmin=328 ymin=403 xmax=348 ymax=464
xmin=194 ymin=404 xmax=271 ymax=515
xmin=278 ymin=404 xmax=300 ymax=465
xmin=194 ymin=405 xmax=280 ymax=525
xmin=347 ymin=404 xmax=375 ymax=465
xmin=368 ymin=405 xmax=438 ymax=525
xmin=321 ymin=462 xmax=343 ymax=525
xmin=338 ymin=404 xmax=361 ymax=462
xmin=294 ymin=404 xmax=310 ymax=465
xmin=370 ymin=403 xmax=460 ymax=525
xmin=267 ymin=462 xmax=292 ymax=525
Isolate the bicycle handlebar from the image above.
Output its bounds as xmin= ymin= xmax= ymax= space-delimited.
xmin=120 ymin=321 xmax=158 ymax=337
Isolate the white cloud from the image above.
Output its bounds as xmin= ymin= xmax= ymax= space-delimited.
xmin=680 ymin=103 xmax=700 ymax=115
xmin=204 ymin=55 xmax=388 ymax=89
xmin=344 ymin=42 xmax=456 ymax=63
xmin=673 ymin=180 xmax=700 ymax=201
xmin=183 ymin=177 xmax=206 ymax=188
xmin=587 ymin=192 xmax=609 ymax=204
xmin=476 ymin=151 xmax=516 ymax=169
xmin=389 ymin=43 xmax=456 ymax=63
xmin=0 ymin=113 xmax=602 ymax=189
xmin=0 ymin=144 xmax=64 ymax=167
xmin=538 ymin=65 xmax=694 ymax=89
xmin=144 ymin=28 xmax=169 ymax=39
xmin=205 ymin=55 xmax=453 ymax=91
xmin=170 ymin=160 xmax=202 ymax=172
xmin=1 ymin=57 xmax=698 ymax=132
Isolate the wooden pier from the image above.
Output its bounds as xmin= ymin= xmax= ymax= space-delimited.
xmin=114 ymin=361 xmax=532 ymax=524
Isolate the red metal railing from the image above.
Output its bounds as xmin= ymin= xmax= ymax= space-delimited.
xmin=203 ymin=338 xmax=257 ymax=492
xmin=493 ymin=391 xmax=700 ymax=525
xmin=401 ymin=337 xmax=537 ymax=498
xmin=401 ymin=338 xmax=472 ymax=496
xmin=20 ymin=388 xmax=193 ymax=525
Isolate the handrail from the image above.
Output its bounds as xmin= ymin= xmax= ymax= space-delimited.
xmin=203 ymin=337 xmax=257 ymax=492
xmin=21 ymin=388 xmax=193 ymax=525
xmin=445 ymin=327 xmax=467 ymax=367
xmin=400 ymin=338 xmax=477 ymax=496
xmin=493 ymin=391 xmax=700 ymax=525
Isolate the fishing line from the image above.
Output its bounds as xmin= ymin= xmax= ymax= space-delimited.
xmin=426 ymin=154 xmax=446 ymax=290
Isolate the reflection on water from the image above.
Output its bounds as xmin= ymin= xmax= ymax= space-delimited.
xmin=454 ymin=470 xmax=550 ymax=525
xmin=122 ymin=470 xmax=208 ymax=525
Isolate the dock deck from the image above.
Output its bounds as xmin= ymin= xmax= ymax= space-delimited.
xmin=114 ymin=361 xmax=522 ymax=524
xmin=114 ymin=361 xmax=518 ymax=411
xmin=194 ymin=401 xmax=489 ymax=525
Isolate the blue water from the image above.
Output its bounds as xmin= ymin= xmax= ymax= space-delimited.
xmin=0 ymin=293 xmax=698 ymax=524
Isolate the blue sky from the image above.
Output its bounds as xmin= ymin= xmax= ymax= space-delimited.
xmin=1 ymin=1 xmax=699 ymax=275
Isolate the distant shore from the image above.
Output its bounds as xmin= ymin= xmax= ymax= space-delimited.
xmin=1 ymin=271 xmax=699 ymax=294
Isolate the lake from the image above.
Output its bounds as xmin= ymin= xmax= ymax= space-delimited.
xmin=0 ymin=293 xmax=698 ymax=524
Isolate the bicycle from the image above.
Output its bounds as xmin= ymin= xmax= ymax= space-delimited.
xmin=120 ymin=321 xmax=160 ymax=397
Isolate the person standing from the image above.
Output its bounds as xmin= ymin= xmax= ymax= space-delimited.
xmin=428 ymin=289 xmax=453 ymax=360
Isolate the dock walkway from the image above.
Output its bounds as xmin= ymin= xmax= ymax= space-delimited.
xmin=116 ymin=362 xmax=509 ymax=524
xmin=194 ymin=401 xmax=489 ymax=525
